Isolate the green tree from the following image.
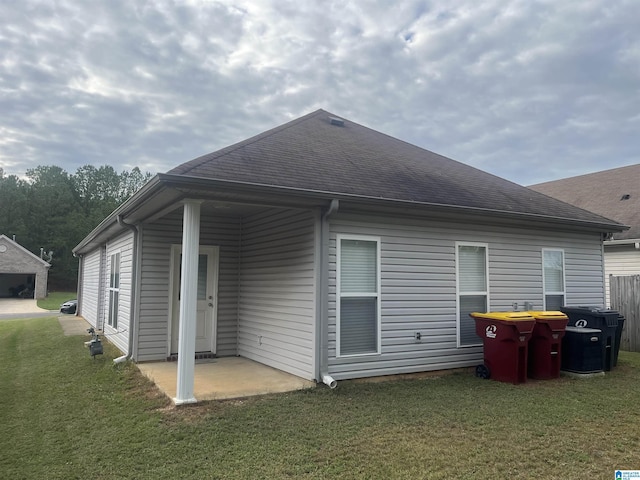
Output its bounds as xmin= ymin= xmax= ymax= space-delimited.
xmin=24 ymin=166 xmax=80 ymax=290
xmin=0 ymin=164 xmax=152 ymax=291
xmin=0 ymin=168 xmax=29 ymax=241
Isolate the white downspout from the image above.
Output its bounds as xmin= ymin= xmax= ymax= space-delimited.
xmin=74 ymin=253 xmax=83 ymax=317
xmin=319 ymin=199 xmax=339 ymax=389
xmin=114 ymin=215 xmax=139 ymax=364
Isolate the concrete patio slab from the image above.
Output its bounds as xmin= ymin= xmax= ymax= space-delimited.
xmin=137 ymin=357 xmax=316 ymax=402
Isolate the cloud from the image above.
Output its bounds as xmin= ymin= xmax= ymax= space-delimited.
xmin=0 ymin=0 xmax=639 ymax=184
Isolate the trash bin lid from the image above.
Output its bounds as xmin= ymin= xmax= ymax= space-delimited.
xmin=470 ymin=311 xmax=535 ymax=321
xmin=527 ymin=310 xmax=568 ymax=320
xmin=561 ymin=306 xmax=617 ymax=314
xmin=565 ymin=326 xmax=602 ymax=334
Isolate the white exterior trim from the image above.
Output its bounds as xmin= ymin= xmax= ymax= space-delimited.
xmin=455 ymin=241 xmax=490 ymax=348
xmin=542 ymin=248 xmax=566 ymax=310
xmin=175 ymin=200 xmax=201 ymax=405
xmin=335 ymin=234 xmax=382 ymax=358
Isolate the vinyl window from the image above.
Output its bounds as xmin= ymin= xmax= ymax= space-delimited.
xmin=337 ymin=236 xmax=381 ymax=356
xmin=108 ymin=252 xmax=120 ymax=328
xmin=456 ymin=243 xmax=489 ymax=347
xmin=543 ymin=249 xmax=565 ymax=310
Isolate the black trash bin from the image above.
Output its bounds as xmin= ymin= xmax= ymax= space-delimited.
xmin=561 ymin=306 xmax=619 ymax=371
xmin=614 ymin=314 xmax=626 ymax=366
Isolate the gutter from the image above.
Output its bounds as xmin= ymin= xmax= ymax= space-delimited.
xmin=75 ymin=173 xmax=627 ymax=258
xmin=158 ymin=173 xmax=626 ymax=233
xmin=604 ymin=238 xmax=640 ymax=246
xmin=113 ymin=215 xmax=140 ymax=364
xmin=318 ymin=199 xmax=339 ymax=389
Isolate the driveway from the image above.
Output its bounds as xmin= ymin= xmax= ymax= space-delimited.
xmin=0 ymin=298 xmax=58 ymax=320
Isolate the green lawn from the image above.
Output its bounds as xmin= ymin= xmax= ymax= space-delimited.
xmin=1 ymin=317 xmax=639 ymax=479
xmin=37 ymin=291 xmax=77 ymax=310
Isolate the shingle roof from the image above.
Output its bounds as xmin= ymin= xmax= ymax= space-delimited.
xmin=530 ymin=164 xmax=640 ymax=240
xmin=168 ymin=109 xmax=621 ymax=228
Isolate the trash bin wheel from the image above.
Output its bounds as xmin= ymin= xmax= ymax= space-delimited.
xmin=475 ymin=364 xmax=490 ymax=379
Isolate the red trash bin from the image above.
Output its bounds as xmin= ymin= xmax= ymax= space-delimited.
xmin=471 ymin=312 xmax=536 ymax=384
xmin=527 ymin=311 xmax=568 ymax=380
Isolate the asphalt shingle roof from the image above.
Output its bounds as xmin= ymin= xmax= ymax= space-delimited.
xmin=168 ymin=109 xmax=621 ymax=228
xmin=530 ymin=164 xmax=640 ymax=240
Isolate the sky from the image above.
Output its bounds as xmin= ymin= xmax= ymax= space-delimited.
xmin=1 ymin=0 xmax=639 ymax=186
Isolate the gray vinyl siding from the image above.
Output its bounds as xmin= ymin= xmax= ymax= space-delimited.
xmin=104 ymin=231 xmax=134 ymax=355
xmin=604 ymin=244 xmax=640 ymax=307
xmin=79 ymin=248 xmax=101 ymax=328
xmin=136 ymin=209 xmax=241 ymax=362
xmin=238 ymin=208 xmax=316 ymax=380
xmin=328 ymin=212 xmax=605 ymax=380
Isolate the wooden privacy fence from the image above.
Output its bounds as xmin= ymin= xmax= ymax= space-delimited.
xmin=610 ymin=275 xmax=640 ymax=353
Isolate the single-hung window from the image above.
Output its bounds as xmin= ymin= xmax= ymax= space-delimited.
xmin=108 ymin=252 xmax=120 ymax=328
xmin=457 ymin=243 xmax=488 ymax=347
xmin=543 ymin=249 xmax=565 ymax=310
xmin=337 ymin=236 xmax=380 ymax=356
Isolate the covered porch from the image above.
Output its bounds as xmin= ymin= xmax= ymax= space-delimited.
xmin=137 ymin=357 xmax=315 ymax=401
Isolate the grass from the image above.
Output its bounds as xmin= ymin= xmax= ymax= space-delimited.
xmin=37 ymin=291 xmax=76 ymax=310
xmin=1 ymin=317 xmax=640 ymax=479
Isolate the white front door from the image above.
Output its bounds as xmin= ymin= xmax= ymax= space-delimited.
xmin=170 ymin=245 xmax=219 ymax=355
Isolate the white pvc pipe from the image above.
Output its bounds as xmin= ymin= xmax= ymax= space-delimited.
xmin=113 ymin=355 xmax=128 ymax=364
xmin=322 ymin=374 xmax=337 ymax=389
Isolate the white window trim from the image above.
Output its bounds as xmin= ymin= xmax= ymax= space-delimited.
xmin=542 ymin=248 xmax=566 ymax=310
xmin=455 ymin=241 xmax=489 ymax=348
xmin=336 ymin=234 xmax=382 ymax=358
xmin=107 ymin=250 xmax=121 ymax=329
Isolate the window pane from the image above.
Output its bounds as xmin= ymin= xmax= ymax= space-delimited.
xmin=110 ymin=253 xmax=120 ymax=288
xmin=341 ymin=240 xmax=377 ymax=293
xmin=545 ymin=294 xmax=564 ymax=310
xmin=340 ymin=297 xmax=377 ymax=355
xmin=459 ymin=245 xmax=486 ymax=292
xmin=109 ymin=290 xmax=119 ymax=328
xmin=544 ymin=251 xmax=564 ymax=292
xmin=460 ymin=295 xmax=486 ymax=346
xmin=197 ymin=254 xmax=207 ymax=300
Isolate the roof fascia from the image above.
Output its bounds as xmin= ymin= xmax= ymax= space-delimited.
xmin=158 ymin=174 xmax=628 ymax=233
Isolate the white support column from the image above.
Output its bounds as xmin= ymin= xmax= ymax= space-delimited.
xmin=174 ymin=200 xmax=201 ymax=405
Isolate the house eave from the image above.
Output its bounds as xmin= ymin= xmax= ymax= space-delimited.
xmin=73 ymin=173 xmax=628 ymax=255
xmin=157 ymin=174 xmax=628 ymax=233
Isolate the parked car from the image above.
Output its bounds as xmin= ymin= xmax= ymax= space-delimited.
xmin=60 ymin=299 xmax=77 ymax=314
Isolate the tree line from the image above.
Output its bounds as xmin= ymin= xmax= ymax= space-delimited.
xmin=0 ymin=165 xmax=152 ymax=291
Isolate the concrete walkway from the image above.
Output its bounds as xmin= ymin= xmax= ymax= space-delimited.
xmin=138 ymin=357 xmax=316 ymax=402
xmin=58 ymin=315 xmax=92 ymax=336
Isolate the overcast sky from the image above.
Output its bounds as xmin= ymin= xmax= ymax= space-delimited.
xmin=1 ymin=0 xmax=639 ymax=186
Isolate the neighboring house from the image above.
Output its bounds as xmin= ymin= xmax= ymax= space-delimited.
xmin=530 ymin=164 xmax=638 ymax=306
xmin=0 ymin=234 xmax=50 ymax=299
xmin=74 ymin=109 xmax=624 ymax=403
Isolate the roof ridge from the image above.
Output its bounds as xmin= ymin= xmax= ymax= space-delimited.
xmin=531 ymin=162 xmax=640 ymax=187
xmin=169 ymin=109 xmax=330 ymax=175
